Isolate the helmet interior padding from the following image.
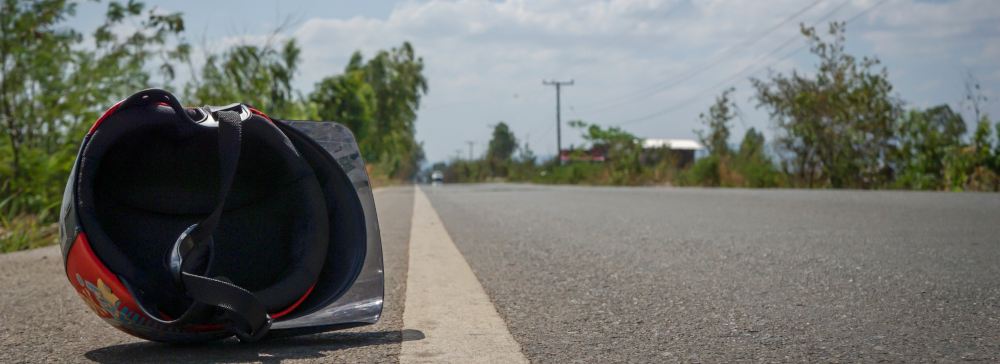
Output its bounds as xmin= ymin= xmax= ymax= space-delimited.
xmin=76 ymin=104 xmax=329 ymax=317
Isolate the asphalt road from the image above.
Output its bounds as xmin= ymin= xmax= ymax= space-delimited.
xmin=422 ymin=184 xmax=1000 ymax=363
xmin=2 ymin=184 xmax=999 ymax=363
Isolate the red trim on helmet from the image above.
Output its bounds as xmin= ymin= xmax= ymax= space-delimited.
xmin=247 ymin=107 xmax=275 ymax=124
xmin=87 ymin=101 xmax=124 ymax=134
xmin=270 ymin=284 xmax=315 ymax=319
xmin=88 ymin=102 xmax=177 ymax=134
xmin=66 ymin=233 xmax=227 ymax=342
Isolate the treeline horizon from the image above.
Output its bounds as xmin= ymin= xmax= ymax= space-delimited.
xmin=432 ymin=23 xmax=999 ymax=191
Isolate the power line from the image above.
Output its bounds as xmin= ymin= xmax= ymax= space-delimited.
xmin=614 ymin=0 xmax=892 ymax=126
xmin=616 ymin=0 xmax=855 ymax=125
xmin=581 ymin=0 xmax=827 ymax=113
xmin=536 ymin=122 xmax=555 ymax=148
xmin=621 ymin=1 xmax=722 ymax=62
xmin=616 ymin=44 xmax=809 ymax=126
xmin=585 ymin=0 xmax=825 ymax=112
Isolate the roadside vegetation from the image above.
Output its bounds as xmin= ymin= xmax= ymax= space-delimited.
xmin=0 ymin=0 xmax=426 ymax=251
xmin=433 ymin=23 xmax=1000 ymax=192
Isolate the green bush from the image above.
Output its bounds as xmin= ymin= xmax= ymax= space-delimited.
xmin=679 ymin=155 xmax=722 ymax=187
xmin=0 ymin=195 xmax=60 ymax=253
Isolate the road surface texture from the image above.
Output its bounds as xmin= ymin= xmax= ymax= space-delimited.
xmin=422 ymin=184 xmax=1000 ymax=363
xmin=2 ymin=183 xmax=999 ymax=363
xmin=0 ymin=186 xmax=414 ymax=364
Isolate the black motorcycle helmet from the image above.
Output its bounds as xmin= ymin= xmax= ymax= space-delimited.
xmin=60 ymin=89 xmax=384 ymax=342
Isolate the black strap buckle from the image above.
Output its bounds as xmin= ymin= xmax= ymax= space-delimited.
xmin=227 ymin=314 xmax=273 ymax=342
xmin=168 ymin=223 xmax=210 ymax=284
xmin=201 ymin=103 xmax=252 ymax=125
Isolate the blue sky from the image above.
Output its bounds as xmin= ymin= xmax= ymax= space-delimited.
xmin=68 ymin=0 xmax=1000 ymax=164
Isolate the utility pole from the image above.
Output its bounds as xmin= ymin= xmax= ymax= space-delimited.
xmin=543 ymin=79 xmax=573 ymax=165
xmin=466 ymin=141 xmax=475 ymax=161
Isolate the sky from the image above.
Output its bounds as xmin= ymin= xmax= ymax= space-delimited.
xmin=66 ymin=0 xmax=1000 ymax=164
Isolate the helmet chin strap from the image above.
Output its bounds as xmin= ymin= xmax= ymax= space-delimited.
xmin=157 ymin=109 xmax=271 ymax=341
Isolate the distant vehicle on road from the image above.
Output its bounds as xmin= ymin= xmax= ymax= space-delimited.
xmin=431 ymin=170 xmax=444 ymax=184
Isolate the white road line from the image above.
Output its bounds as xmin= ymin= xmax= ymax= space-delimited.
xmin=401 ymin=186 xmax=529 ymax=364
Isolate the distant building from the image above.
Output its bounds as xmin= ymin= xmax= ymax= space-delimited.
xmin=559 ymin=148 xmax=606 ymax=163
xmin=641 ymin=139 xmax=704 ymax=168
xmin=556 ymin=139 xmax=703 ymax=167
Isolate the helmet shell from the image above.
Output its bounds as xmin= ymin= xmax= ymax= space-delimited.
xmin=60 ymin=90 xmax=384 ymax=342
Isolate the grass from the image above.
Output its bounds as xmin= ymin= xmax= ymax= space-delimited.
xmin=0 ymin=213 xmax=59 ymax=253
xmin=0 ymin=195 xmax=60 ymax=253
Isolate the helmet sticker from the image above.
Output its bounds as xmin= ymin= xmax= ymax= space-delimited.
xmin=67 ymin=233 xmax=229 ymax=342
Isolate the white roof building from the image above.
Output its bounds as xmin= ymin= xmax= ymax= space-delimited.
xmin=641 ymin=139 xmax=704 ymax=150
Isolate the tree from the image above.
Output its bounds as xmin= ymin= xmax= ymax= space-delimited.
xmin=186 ymin=37 xmax=307 ymax=119
xmin=363 ymin=42 xmax=428 ymax=180
xmin=684 ymin=88 xmax=738 ymax=187
xmin=943 ymin=115 xmax=1000 ymax=191
xmin=311 ymin=43 xmax=427 ymax=180
xmin=568 ymin=120 xmax=644 ymax=184
xmin=486 ymin=122 xmax=517 ymax=161
xmin=695 ymin=87 xmax=736 ymax=157
xmin=962 ymin=71 xmax=988 ymax=123
xmin=738 ymin=127 xmax=766 ymax=159
xmin=894 ymin=105 xmax=966 ymax=190
xmin=684 ymin=88 xmax=782 ymax=187
xmin=0 ymin=0 xmax=187 ymax=216
xmin=311 ymin=63 xmax=375 ymax=150
xmin=735 ymin=127 xmax=781 ymax=187
xmin=518 ymin=138 xmax=536 ymax=164
xmin=751 ymin=22 xmax=903 ymax=188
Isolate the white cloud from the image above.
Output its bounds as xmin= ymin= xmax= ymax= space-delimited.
xmin=860 ymin=0 xmax=1000 ymax=59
